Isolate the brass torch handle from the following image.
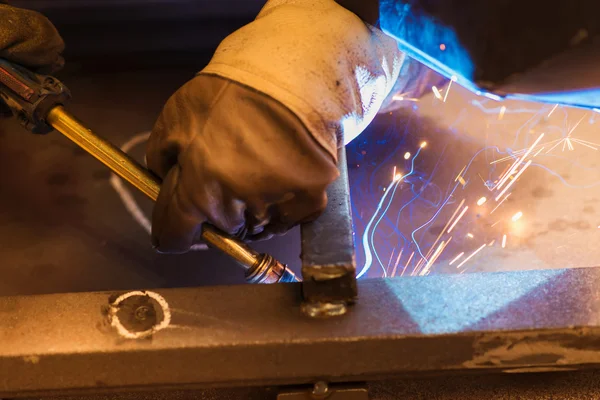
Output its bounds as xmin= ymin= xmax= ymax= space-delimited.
xmin=46 ymin=106 xmax=258 ymax=271
xmin=47 ymin=106 xmax=161 ymax=201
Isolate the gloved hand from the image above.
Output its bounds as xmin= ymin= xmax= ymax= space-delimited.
xmin=147 ymin=0 xmax=404 ymax=253
xmin=0 ymin=3 xmax=64 ymax=116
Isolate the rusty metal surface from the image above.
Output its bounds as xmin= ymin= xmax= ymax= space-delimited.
xmin=301 ymin=147 xmax=357 ymax=308
xmin=2 ymin=267 xmax=600 ymax=396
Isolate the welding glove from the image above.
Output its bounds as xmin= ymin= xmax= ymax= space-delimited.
xmin=147 ymin=0 xmax=405 ymax=253
xmin=0 ymin=3 xmax=64 ymax=116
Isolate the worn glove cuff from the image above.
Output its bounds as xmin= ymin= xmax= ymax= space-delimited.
xmin=201 ymin=0 xmax=403 ymax=160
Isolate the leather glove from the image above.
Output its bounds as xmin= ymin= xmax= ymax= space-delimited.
xmin=0 ymin=3 xmax=64 ymax=116
xmin=147 ymin=0 xmax=403 ymax=253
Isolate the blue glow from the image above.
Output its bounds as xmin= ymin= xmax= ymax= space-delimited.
xmin=357 ymin=147 xmax=423 ymax=279
xmin=483 ymin=92 xmax=502 ymax=101
xmin=507 ymin=88 xmax=600 ymax=110
xmin=348 ymin=61 xmax=600 ymax=280
xmin=385 ymin=269 xmax=564 ymax=334
xmin=379 ymin=1 xmax=600 ymax=110
xmin=379 ymin=0 xmax=476 ymax=91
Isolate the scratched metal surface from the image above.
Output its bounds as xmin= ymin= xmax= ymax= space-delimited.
xmin=2 ymin=267 xmax=600 ymax=395
xmin=0 ymin=66 xmax=301 ymax=297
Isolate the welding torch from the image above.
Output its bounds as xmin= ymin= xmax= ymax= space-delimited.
xmin=0 ymin=59 xmax=298 ymax=284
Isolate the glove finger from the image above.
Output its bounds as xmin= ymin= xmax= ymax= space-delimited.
xmin=152 ymin=166 xmax=206 ymax=254
xmin=247 ymin=190 xmax=329 ymax=242
xmin=152 ymin=163 xmax=248 ymax=253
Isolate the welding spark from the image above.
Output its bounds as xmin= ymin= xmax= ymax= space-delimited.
xmin=403 ymin=251 xmax=415 ymax=277
xmin=449 ymin=252 xmax=465 ymax=266
xmin=393 ymin=94 xmax=419 ymax=102
xmin=432 ymin=86 xmax=443 ymax=101
xmin=491 ymin=193 xmax=512 ymax=215
xmin=498 ymin=106 xmax=507 ymax=120
xmin=456 ymin=244 xmax=487 ymax=269
xmin=390 ymin=248 xmax=403 ymax=277
xmin=495 ymin=160 xmax=532 ymax=201
xmin=512 ymin=212 xmax=523 ymax=222
xmin=455 ymin=165 xmax=467 ymax=182
xmin=547 ymin=104 xmax=559 ymax=118
xmin=443 ymin=78 xmax=456 ymax=103
xmin=357 ymin=147 xmax=424 ymax=279
xmin=421 ymin=238 xmax=451 ymax=276
xmin=447 ymin=205 xmax=469 ymax=234
xmin=386 ymin=248 xmax=396 ymax=275
xmin=495 ymin=133 xmax=544 ymax=191
xmin=491 ymin=133 xmax=545 ymax=168
xmin=533 ymin=147 xmax=545 ymax=157
xmin=353 ymin=79 xmax=600 ymax=280
xmin=544 ymin=115 xmax=600 ymax=154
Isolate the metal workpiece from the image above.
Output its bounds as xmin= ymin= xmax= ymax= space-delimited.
xmin=3 ymin=267 xmax=600 ymax=396
xmin=300 ymin=147 xmax=357 ymax=315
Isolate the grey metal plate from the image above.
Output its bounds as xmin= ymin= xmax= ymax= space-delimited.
xmin=2 ymin=267 xmax=600 ymax=396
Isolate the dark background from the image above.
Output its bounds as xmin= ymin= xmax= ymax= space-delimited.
xmin=15 ymin=0 xmax=265 ymax=71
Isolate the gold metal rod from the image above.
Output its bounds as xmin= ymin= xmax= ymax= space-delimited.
xmin=47 ymin=106 xmax=161 ymax=201
xmin=201 ymin=225 xmax=259 ymax=268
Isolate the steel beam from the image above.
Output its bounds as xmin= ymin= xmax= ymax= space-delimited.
xmin=300 ymin=147 xmax=357 ymax=316
xmin=2 ymin=267 xmax=600 ymax=397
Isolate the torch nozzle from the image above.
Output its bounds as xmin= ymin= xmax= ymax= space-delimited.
xmin=201 ymin=225 xmax=299 ymax=284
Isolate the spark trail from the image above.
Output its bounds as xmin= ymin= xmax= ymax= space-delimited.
xmin=349 ymin=82 xmax=600 ymax=279
xmin=357 ymin=146 xmax=424 ymax=279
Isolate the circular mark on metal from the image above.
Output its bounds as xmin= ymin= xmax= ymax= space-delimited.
xmin=108 ymin=291 xmax=171 ymax=339
xmin=110 ymin=132 xmax=208 ymax=251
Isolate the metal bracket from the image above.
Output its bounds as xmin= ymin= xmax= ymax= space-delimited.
xmin=300 ymin=147 xmax=357 ymax=317
xmin=278 ymin=382 xmax=368 ymax=400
